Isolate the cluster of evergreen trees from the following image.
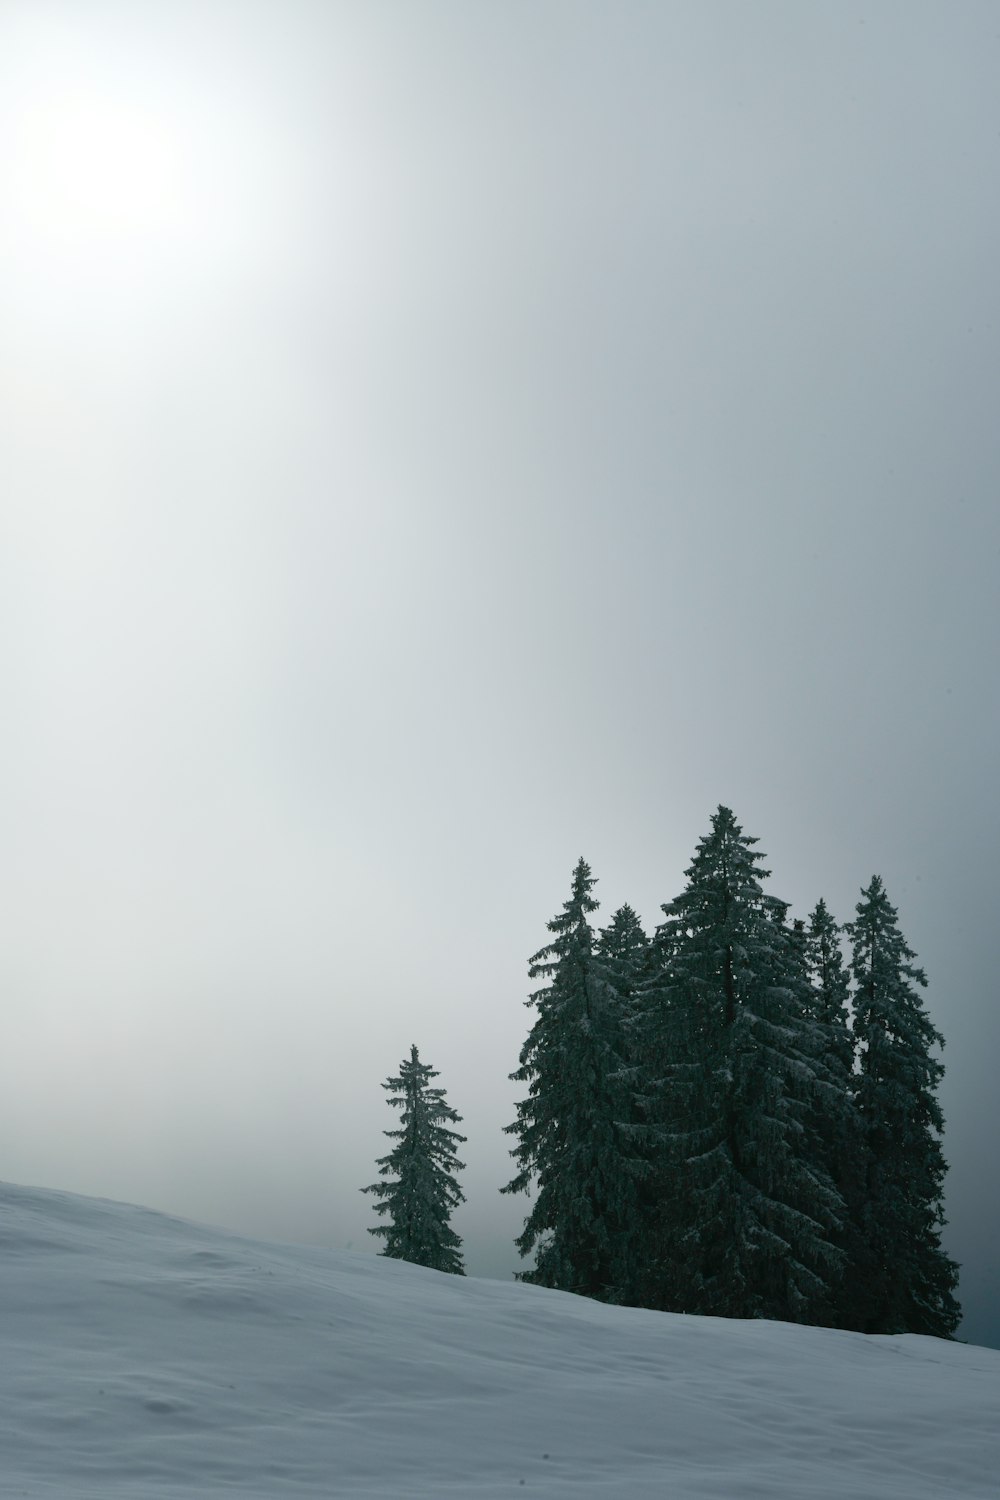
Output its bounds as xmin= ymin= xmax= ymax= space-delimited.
xmin=363 ymin=807 xmax=960 ymax=1338
xmin=504 ymin=807 xmax=960 ymax=1335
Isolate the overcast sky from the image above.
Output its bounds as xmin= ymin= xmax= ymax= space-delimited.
xmin=1 ymin=0 xmax=998 ymax=1347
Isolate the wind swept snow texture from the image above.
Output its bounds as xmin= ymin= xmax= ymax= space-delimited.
xmin=2 ymin=1183 xmax=997 ymax=1499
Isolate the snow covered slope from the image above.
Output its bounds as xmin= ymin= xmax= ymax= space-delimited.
xmin=2 ymin=1182 xmax=997 ymax=1499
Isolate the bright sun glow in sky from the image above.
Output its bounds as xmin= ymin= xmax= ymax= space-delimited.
xmin=2 ymin=18 xmax=205 ymax=267
xmin=0 ymin=13 xmax=294 ymax=293
xmin=12 ymin=83 xmax=188 ymax=249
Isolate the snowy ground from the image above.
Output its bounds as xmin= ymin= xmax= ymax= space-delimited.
xmin=2 ymin=1182 xmax=997 ymax=1499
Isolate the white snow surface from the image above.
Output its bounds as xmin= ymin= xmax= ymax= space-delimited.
xmin=2 ymin=1182 xmax=998 ymax=1499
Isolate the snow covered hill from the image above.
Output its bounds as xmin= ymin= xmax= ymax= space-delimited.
xmin=2 ymin=1182 xmax=997 ymax=1499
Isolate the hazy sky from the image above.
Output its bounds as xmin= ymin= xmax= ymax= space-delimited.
xmin=2 ymin=0 xmax=998 ymax=1347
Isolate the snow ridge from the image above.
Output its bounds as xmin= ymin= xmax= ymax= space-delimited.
xmin=3 ymin=1181 xmax=997 ymax=1498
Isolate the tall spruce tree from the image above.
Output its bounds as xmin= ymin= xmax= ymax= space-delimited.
xmin=362 ymin=1045 xmax=466 ymax=1275
xmin=502 ymin=860 xmax=643 ymax=1302
xmin=626 ymin=897 xmax=688 ymax=1310
xmin=634 ymin=808 xmax=844 ymax=1321
xmin=847 ymin=877 xmax=960 ymax=1336
xmin=596 ymin=904 xmax=652 ymax=1301
xmin=802 ymin=898 xmax=860 ymax=1325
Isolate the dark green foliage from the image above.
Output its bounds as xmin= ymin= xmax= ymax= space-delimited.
xmin=362 ymin=1045 xmax=466 ymax=1275
xmin=624 ymin=909 xmax=688 ymax=1309
xmin=597 ymin=904 xmax=650 ymax=1004
xmin=596 ymin=903 xmax=652 ymax=1160
xmin=803 ymin=898 xmax=862 ymax=1325
xmin=505 ymin=822 xmax=960 ymax=1338
xmin=502 ymin=861 xmax=644 ymax=1302
xmin=804 ymin=900 xmax=855 ymax=1084
xmin=847 ymin=877 xmax=961 ymax=1336
xmin=596 ymin=904 xmax=652 ymax=1298
xmin=633 ymin=808 xmax=844 ymax=1322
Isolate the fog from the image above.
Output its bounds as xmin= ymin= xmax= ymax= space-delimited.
xmin=1 ymin=1 xmax=997 ymax=1346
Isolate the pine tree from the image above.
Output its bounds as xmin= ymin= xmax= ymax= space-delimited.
xmin=596 ymin=904 xmax=651 ymax=1301
xmin=362 ymin=1045 xmax=466 ymax=1275
xmin=502 ymin=860 xmax=643 ymax=1302
xmin=625 ymin=898 xmax=688 ymax=1310
xmin=847 ymin=877 xmax=960 ymax=1336
xmin=804 ymin=900 xmax=855 ymax=1090
xmin=802 ymin=898 xmax=860 ymax=1326
xmin=635 ymin=808 xmax=844 ymax=1321
xmin=597 ymin=904 xmax=650 ymax=1006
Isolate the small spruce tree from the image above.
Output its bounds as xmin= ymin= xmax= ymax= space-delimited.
xmin=362 ymin=1045 xmax=466 ymax=1275
xmin=597 ymin=904 xmax=650 ymax=1005
xmin=804 ymin=900 xmax=855 ymax=1092
xmin=847 ymin=877 xmax=960 ymax=1336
